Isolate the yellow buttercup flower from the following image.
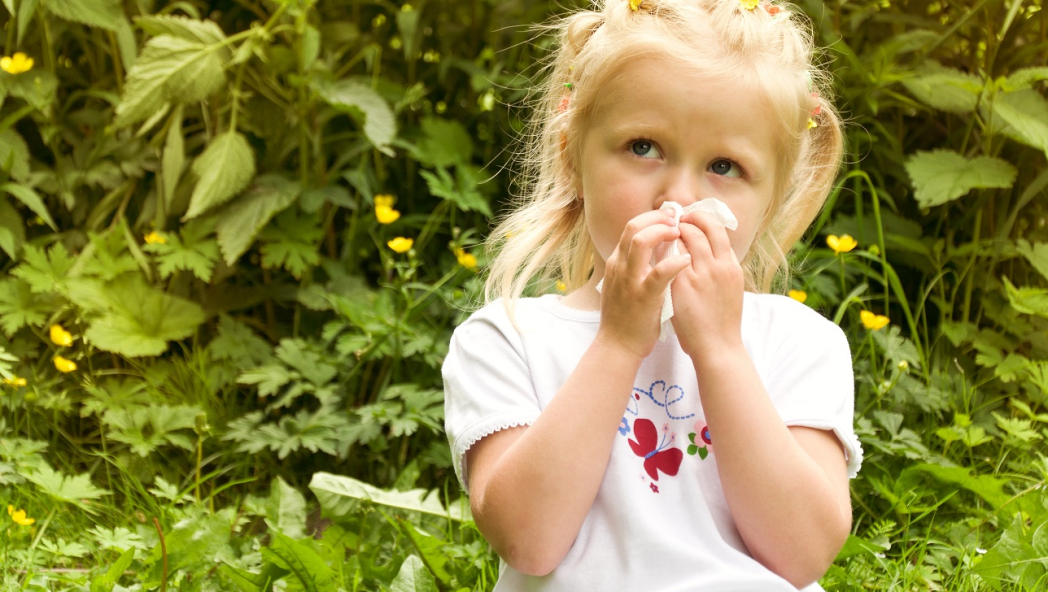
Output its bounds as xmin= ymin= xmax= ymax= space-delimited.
xmin=375 ymin=205 xmax=401 ymax=224
xmin=826 ymin=234 xmax=857 ymax=254
xmin=0 ymin=52 xmax=33 ymax=75
xmin=9 ymin=507 xmax=34 ymax=526
xmin=556 ymin=280 xmax=566 ymax=292
xmin=740 ymin=0 xmax=760 ymax=9
xmin=860 ymin=310 xmax=890 ymax=331
xmin=2 ymin=376 xmax=27 ymax=387
xmin=144 ymin=230 xmax=167 ymax=245
xmin=387 ymin=237 xmax=413 ymax=253
xmin=788 ymin=289 xmax=807 ymax=303
xmin=53 ymin=355 xmax=77 ymax=373
xmin=50 ymin=324 xmax=73 ymax=347
xmin=374 ymin=194 xmax=396 ymax=209
xmin=454 ymin=248 xmax=477 ymax=271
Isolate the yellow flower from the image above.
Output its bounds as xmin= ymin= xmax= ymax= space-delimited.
xmin=740 ymin=0 xmax=759 ymax=9
xmin=374 ymin=194 xmax=396 ymax=209
xmin=788 ymin=289 xmax=807 ymax=303
xmin=807 ymin=117 xmax=818 ymax=129
xmin=144 ymin=230 xmax=167 ymax=245
xmin=387 ymin=237 xmax=414 ymax=253
xmin=0 ymin=52 xmax=34 ymax=75
xmin=9 ymin=508 xmax=34 ymax=526
xmin=628 ymin=0 xmax=644 ymax=10
xmin=2 ymin=376 xmax=27 ymax=387
xmin=53 ymin=355 xmax=77 ymax=373
xmin=50 ymin=324 xmax=73 ymax=347
xmin=556 ymin=280 xmax=566 ymax=292
xmin=826 ymin=234 xmax=857 ymax=254
xmin=375 ymin=205 xmax=401 ymax=224
xmin=860 ymin=310 xmax=890 ymax=331
xmin=454 ymin=248 xmax=478 ymax=271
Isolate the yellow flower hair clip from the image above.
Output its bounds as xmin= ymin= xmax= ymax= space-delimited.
xmin=629 ymin=0 xmax=644 ymax=11
xmin=740 ymin=0 xmax=759 ymax=10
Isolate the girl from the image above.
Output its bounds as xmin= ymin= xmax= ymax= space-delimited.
xmin=443 ymin=0 xmax=861 ymax=590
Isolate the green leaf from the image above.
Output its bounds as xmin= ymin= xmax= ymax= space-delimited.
xmin=46 ymin=0 xmax=124 ymax=31
xmin=207 ymin=314 xmax=274 ymax=367
xmin=1005 ymin=67 xmax=1048 ymax=89
xmin=389 ymin=555 xmax=439 ymax=592
xmin=260 ymin=531 xmax=337 ymax=592
xmin=993 ymin=89 xmax=1048 ymax=158
xmin=274 ymin=338 xmax=338 ymax=386
xmin=314 ymin=78 xmax=396 ymax=154
xmin=1016 ymin=240 xmax=1048 ymax=283
xmin=1 ymin=182 xmax=56 ymax=230
xmin=0 ymin=127 xmax=30 ymax=182
xmin=238 ymin=363 xmax=299 ymax=398
xmin=901 ymin=66 xmax=982 ymax=114
xmin=11 ymin=242 xmax=76 ymax=293
xmin=0 ymin=278 xmax=51 ymax=335
xmin=264 ymin=477 xmax=307 ymax=539
xmin=309 ymin=472 xmax=469 ymax=522
xmin=143 ymin=219 xmax=219 ymax=282
xmin=185 ymin=130 xmax=256 ymax=219
xmin=161 ymin=104 xmax=185 ymax=210
xmin=1002 ymin=276 xmax=1048 ymax=318
xmin=898 ymin=463 xmax=1009 ymax=509
xmin=0 ymin=197 xmax=24 ymax=259
xmin=219 ymin=562 xmax=288 ymax=592
xmin=835 ymin=533 xmax=891 ymax=561
xmin=215 ymin=174 xmax=301 ymax=265
xmin=420 ymin=165 xmax=491 ymax=217
xmin=102 ymin=404 xmax=200 ymax=456
xmin=904 ymin=150 xmax=1017 ymax=208
xmin=135 ymin=14 xmax=227 ymax=45
xmin=258 ymin=209 xmax=322 ymax=278
xmin=91 ymin=547 xmax=135 ymax=592
xmin=414 ymin=117 xmax=473 ymax=167
xmin=81 ymin=275 xmax=206 ymax=357
xmin=115 ymin=35 xmax=227 ymax=127
xmin=23 ymin=465 xmax=110 ymax=513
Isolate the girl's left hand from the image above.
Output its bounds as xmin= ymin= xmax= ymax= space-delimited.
xmin=670 ymin=211 xmax=745 ymax=359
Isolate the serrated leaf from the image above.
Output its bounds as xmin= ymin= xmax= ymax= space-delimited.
xmin=143 ymin=220 xmax=219 ymax=282
xmin=390 ymin=555 xmax=439 ymax=592
xmin=82 ymin=275 xmax=206 ymax=357
xmin=0 ymin=127 xmax=30 ymax=182
xmin=1016 ymin=240 xmax=1048 ymax=283
xmin=24 ymin=465 xmax=110 ymax=513
xmin=115 ymin=35 xmax=227 ymax=127
xmin=11 ymin=242 xmax=76 ymax=293
xmin=215 ymin=174 xmax=300 ymax=265
xmin=258 ymin=209 xmax=322 ymax=278
xmin=901 ymin=66 xmax=982 ymax=114
xmin=414 ymin=117 xmax=473 ymax=167
xmin=419 ymin=166 xmax=491 ymax=216
xmin=102 ymin=405 xmax=200 ymax=456
xmin=309 ymin=472 xmax=468 ymax=521
xmin=0 ymin=278 xmax=51 ymax=335
xmin=1006 ymin=67 xmax=1048 ymax=89
xmin=314 ymin=78 xmax=396 ymax=154
xmin=1002 ymin=276 xmax=1048 ymax=318
xmin=904 ymin=150 xmax=1017 ymax=208
xmin=46 ymin=0 xmax=124 ymax=31
xmin=238 ymin=363 xmax=298 ymax=398
xmin=135 ymin=14 xmax=227 ymax=45
xmin=992 ymin=89 xmax=1048 ymax=158
xmin=185 ymin=131 xmax=256 ymax=219
xmin=1 ymin=182 xmax=56 ymax=230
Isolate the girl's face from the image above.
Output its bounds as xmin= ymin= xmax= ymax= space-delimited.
xmin=576 ymin=56 xmax=783 ymax=277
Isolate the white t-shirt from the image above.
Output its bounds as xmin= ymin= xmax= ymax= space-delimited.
xmin=443 ymin=293 xmax=862 ymax=592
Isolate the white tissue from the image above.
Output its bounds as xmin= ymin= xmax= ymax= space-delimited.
xmin=596 ymin=198 xmax=738 ymax=341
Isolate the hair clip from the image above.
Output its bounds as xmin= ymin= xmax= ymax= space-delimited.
xmin=564 ymin=82 xmax=573 ymax=90
xmin=762 ymin=2 xmax=782 ymax=15
xmin=559 ymin=96 xmax=571 ymax=113
xmin=629 ymin=0 xmax=644 ymax=11
xmin=807 ymin=117 xmax=818 ymax=129
xmin=740 ymin=0 xmax=759 ymax=10
xmin=810 ymin=92 xmax=822 ymax=115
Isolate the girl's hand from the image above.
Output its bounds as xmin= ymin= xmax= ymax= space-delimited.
xmin=597 ymin=209 xmax=692 ymax=360
xmin=671 ymin=211 xmax=745 ymax=359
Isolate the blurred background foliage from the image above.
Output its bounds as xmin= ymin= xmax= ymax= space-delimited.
xmin=0 ymin=0 xmax=1046 ymax=589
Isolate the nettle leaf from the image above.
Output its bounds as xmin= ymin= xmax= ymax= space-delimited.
xmin=992 ymin=89 xmax=1048 ymax=158
xmin=904 ymin=149 xmax=1017 ymax=208
xmin=24 ymin=465 xmax=110 ymax=513
xmin=215 ymin=174 xmax=301 ymax=265
xmin=314 ymin=78 xmax=396 ymax=154
xmin=135 ymin=14 xmax=227 ymax=46
xmin=1017 ymin=240 xmax=1048 ymax=283
xmin=901 ymin=65 xmax=982 ymax=114
xmin=0 ymin=278 xmax=52 ymax=335
xmin=83 ymin=275 xmax=206 ymax=357
xmin=115 ymin=35 xmax=227 ymax=127
xmin=12 ymin=242 xmax=76 ymax=294
xmin=0 ymin=127 xmax=31 ymax=182
xmin=1005 ymin=67 xmax=1048 ymax=89
xmin=46 ymin=0 xmax=124 ymax=31
xmin=185 ymin=131 xmax=256 ymax=219
xmin=102 ymin=404 xmax=200 ymax=456
xmin=1 ymin=182 xmax=56 ymax=230
xmin=143 ymin=219 xmax=219 ymax=281
xmin=258 ymin=209 xmax=322 ymax=279
xmin=1003 ymin=276 xmax=1048 ymax=318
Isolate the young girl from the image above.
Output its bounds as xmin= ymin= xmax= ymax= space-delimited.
xmin=443 ymin=0 xmax=861 ymax=590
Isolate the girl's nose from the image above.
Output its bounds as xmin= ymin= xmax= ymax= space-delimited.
xmin=660 ymin=168 xmax=703 ymax=207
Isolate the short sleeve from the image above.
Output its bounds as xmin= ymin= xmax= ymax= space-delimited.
xmin=442 ymin=303 xmax=542 ymax=491
xmin=763 ymin=299 xmax=863 ymax=479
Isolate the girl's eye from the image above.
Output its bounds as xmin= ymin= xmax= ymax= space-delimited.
xmin=629 ymin=140 xmax=661 ymax=159
xmin=709 ymin=159 xmax=741 ymax=178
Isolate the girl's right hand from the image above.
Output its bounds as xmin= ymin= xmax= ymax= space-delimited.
xmin=596 ymin=209 xmax=692 ymax=360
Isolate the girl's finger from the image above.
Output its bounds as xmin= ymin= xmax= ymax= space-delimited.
xmin=624 ymin=223 xmax=682 ymax=279
xmin=678 ymin=222 xmax=713 ymax=267
xmin=680 ymin=211 xmax=732 ymax=259
xmin=646 ymin=253 xmax=692 ymax=296
xmin=616 ymin=209 xmax=677 ymax=262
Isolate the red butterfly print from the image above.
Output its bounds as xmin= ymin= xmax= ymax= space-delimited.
xmin=628 ymin=418 xmax=683 ymax=481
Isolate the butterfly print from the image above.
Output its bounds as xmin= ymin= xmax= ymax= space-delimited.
xmin=628 ymin=418 xmax=683 ymax=481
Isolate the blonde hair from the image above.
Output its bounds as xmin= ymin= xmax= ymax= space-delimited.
xmin=484 ymin=0 xmax=843 ymax=303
